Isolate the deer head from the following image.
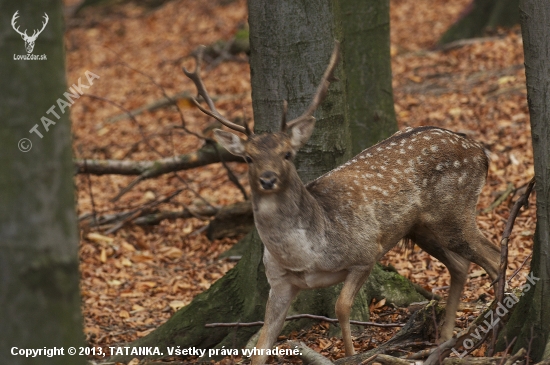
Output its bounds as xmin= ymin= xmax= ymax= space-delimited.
xmin=183 ymin=43 xmax=340 ymax=194
xmin=12 ymin=11 xmax=49 ymax=54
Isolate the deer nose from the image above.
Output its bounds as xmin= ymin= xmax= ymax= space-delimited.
xmin=259 ymin=171 xmax=278 ymax=190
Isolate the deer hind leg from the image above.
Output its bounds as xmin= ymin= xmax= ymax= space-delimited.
xmin=411 ymin=228 xmax=471 ymax=341
xmin=455 ymin=224 xmax=500 ymax=282
xmin=251 ymin=280 xmax=299 ymax=365
xmin=335 ymin=266 xmax=373 ymax=356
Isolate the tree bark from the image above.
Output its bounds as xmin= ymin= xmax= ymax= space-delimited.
xmin=439 ymin=0 xmax=520 ymax=46
xmin=334 ymin=0 xmax=397 ymax=153
xmin=0 ymin=1 xmax=85 ymax=364
xmin=498 ymin=0 xmax=550 ymax=360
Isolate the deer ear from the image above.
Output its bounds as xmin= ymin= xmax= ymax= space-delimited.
xmin=214 ymin=129 xmax=246 ymax=156
xmin=289 ymin=116 xmax=316 ymax=150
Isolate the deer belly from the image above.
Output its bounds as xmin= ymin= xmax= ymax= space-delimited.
xmin=260 ymin=228 xmax=330 ymax=272
xmin=290 ymin=269 xmax=348 ymax=289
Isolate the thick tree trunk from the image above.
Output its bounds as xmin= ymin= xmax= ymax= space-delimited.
xmin=439 ymin=0 xmax=520 ymax=45
xmin=498 ymin=0 xmax=550 ymax=360
xmin=0 ymin=1 xmax=85 ymax=364
xmin=114 ymin=1 xmax=421 ymax=362
xmin=335 ymin=0 xmax=397 ymax=153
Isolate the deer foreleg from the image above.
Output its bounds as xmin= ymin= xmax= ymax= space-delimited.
xmin=251 ymin=280 xmax=299 ymax=365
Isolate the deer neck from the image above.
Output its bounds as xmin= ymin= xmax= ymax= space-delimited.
xmin=251 ymin=169 xmax=323 ymax=232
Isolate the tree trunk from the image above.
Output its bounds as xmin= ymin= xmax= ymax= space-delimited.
xmin=113 ymin=1 xmax=422 ymax=362
xmin=438 ymin=0 xmax=520 ymax=45
xmin=497 ymin=0 xmax=550 ymax=360
xmin=335 ymin=0 xmax=397 ymax=153
xmin=0 ymin=1 xmax=85 ymax=364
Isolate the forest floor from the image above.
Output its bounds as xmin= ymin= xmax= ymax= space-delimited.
xmin=67 ymin=0 xmax=535 ymax=363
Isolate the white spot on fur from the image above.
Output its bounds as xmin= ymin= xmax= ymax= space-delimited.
xmin=423 ymin=178 xmax=428 ymax=187
xmin=400 ymin=149 xmax=406 ymax=154
xmin=454 ymin=160 xmax=461 ymax=168
xmin=423 ymin=135 xmax=432 ymax=140
xmin=431 ymin=145 xmax=439 ymax=152
xmin=391 ymin=177 xmax=398 ymax=183
xmin=436 ymin=163 xmax=444 ymax=171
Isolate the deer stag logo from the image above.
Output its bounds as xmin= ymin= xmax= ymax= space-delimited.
xmin=11 ymin=11 xmax=49 ymax=54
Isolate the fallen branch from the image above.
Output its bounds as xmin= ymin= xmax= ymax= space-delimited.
xmin=204 ymin=313 xmax=405 ymax=329
xmin=75 ymin=143 xmax=243 ymax=176
xmin=288 ymin=340 xmax=334 ymax=365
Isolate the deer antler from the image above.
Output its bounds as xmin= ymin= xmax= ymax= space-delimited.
xmin=30 ymin=13 xmax=49 ymax=40
xmin=284 ymin=42 xmax=340 ymax=130
xmin=11 ymin=11 xmax=28 ymax=38
xmin=183 ymin=46 xmax=249 ymax=135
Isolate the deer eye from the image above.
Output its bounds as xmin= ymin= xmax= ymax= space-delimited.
xmin=244 ymin=156 xmax=253 ymax=163
xmin=284 ymin=152 xmax=292 ymax=160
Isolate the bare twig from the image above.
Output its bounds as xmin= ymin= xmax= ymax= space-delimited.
xmin=205 ymin=313 xmax=405 ymax=328
xmin=84 ymin=94 xmax=164 ymax=158
xmin=104 ymin=189 xmax=183 ymax=234
xmin=497 ymin=337 xmax=518 ymax=365
xmin=507 ymin=252 xmax=533 ymax=284
xmin=212 ymin=142 xmax=248 ymax=200
xmin=481 ymin=183 xmax=515 ymax=214
xmin=491 ymin=177 xmax=536 ymax=354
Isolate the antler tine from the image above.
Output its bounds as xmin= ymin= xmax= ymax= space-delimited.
xmin=280 ymin=100 xmax=288 ymax=131
xmin=11 ymin=11 xmax=27 ymax=37
xmin=40 ymin=13 xmax=49 ymax=32
xmin=183 ymin=46 xmax=248 ymax=135
xmin=285 ymin=42 xmax=340 ymax=129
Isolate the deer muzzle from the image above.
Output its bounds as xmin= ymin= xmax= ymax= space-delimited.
xmin=259 ymin=171 xmax=278 ymax=191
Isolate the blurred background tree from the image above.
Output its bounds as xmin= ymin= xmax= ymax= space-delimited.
xmin=0 ymin=0 xmax=85 ymax=364
xmin=439 ymin=0 xmax=520 ymax=45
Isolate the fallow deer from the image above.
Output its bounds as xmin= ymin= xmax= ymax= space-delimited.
xmin=184 ymin=44 xmax=500 ymax=364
